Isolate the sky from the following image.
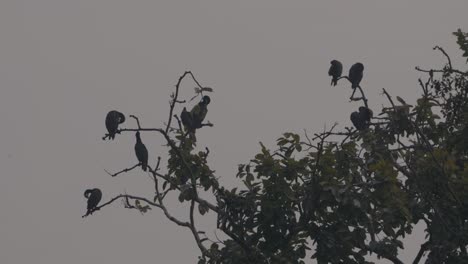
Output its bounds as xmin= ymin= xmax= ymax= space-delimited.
xmin=0 ymin=1 xmax=467 ymax=263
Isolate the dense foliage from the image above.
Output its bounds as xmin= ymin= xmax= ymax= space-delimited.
xmin=85 ymin=30 xmax=468 ymax=263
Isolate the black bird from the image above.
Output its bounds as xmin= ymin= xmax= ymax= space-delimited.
xmin=135 ymin=131 xmax=148 ymax=171
xmin=350 ymin=111 xmax=367 ymax=130
xmin=181 ymin=107 xmax=194 ymax=132
xmin=84 ymin=188 xmax=102 ymax=216
xmin=190 ymin=95 xmax=211 ymax=129
xmin=351 ymin=106 xmax=373 ymax=130
xmin=348 ymin=63 xmax=364 ymax=89
xmin=105 ymin=110 xmax=125 ymax=140
xmin=181 ymin=107 xmax=197 ymax=141
xmin=359 ymin=106 xmax=373 ymax=123
xmin=328 ymin=60 xmax=343 ymax=86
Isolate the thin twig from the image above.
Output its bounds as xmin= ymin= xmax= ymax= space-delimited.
xmin=82 ymin=194 xmax=162 ymax=218
xmin=166 ymin=71 xmax=189 ymax=134
xmin=105 ymin=164 xmax=140 ymax=177
xmin=130 ymin=115 xmax=141 ymax=129
xmin=434 ymin=45 xmax=452 ymax=70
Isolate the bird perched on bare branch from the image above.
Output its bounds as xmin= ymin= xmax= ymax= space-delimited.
xmin=348 ymin=63 xmax=364 ymax=89
xmin=190 ymin=95 xmax=211 ymax=129
xmin=105 ymin=110 xmax=125 ymax=140
xmin=181 ymin=107 xmax=194 ymax=132
xmin=328 ymin=60 xmax=343 ymax=86
xmin=83 ymin=188 xmax=102 ymax=217
xmin=134 ymin=131 xmax=148 ymax=171
xmin=181 ymin=106 xmax=196 ymax=141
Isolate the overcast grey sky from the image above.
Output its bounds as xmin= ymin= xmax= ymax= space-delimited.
xmin=1 ymin=1 xmax=467 ymax=263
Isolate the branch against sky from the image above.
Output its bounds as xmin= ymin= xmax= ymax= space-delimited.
xmin=85 ymin=32 xmax=468 ymax=263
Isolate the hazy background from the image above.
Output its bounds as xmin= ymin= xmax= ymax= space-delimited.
xmin=1 ymin=1 xmax=467 ymax=263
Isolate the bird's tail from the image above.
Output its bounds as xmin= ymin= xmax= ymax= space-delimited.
xmin=142 ymin=164 xmax=147 ymax=171
xmin=331 ymin=78 xmax=338 ymax=86
xmin=82 ymin=209 xmax=92 ymax=218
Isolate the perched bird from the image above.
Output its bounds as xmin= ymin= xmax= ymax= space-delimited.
xmin=351 ymin=112 xmax=365 ymax=130
xmin=105 ymin=110 xmax=125 ymax=140
xmin=328 ymin=60 xmax=343 ymax=86
xmin=351 ymin=106 xmax=373 ymax=130
xmin=348 ymin=63 xmax=364 ymax=89
xmin=359 ymin=106 xmax=373 ymax=123
xmin=134 ymin=131 xmax=148 ymax=171
xmin=180 ymin=107 xmax=194 ymax=132
xmin=84 ymin=188 xmax=102 ymax=216
xmin=190 ymin=95 xmax=211 ymax=128
xmin=181 ymin=107 xmax=197 ymax=141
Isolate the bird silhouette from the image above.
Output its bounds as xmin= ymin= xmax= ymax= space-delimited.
xmin=105 ymin=110 xmax=125 ymax=140
xmin=328 ymin=60 xmax=343 ymax=86
xmin=348 ymin=63 xmax=364 ymax=89
xmin=359 ymin=106 xmax=373 ymax=123
xmin=350 ymin=106 xmax=373 ymax=130
xmin=181 ymin=107 xmax=194 ymax=131
xmin=135 ymin=131 xmax=148 ymax=171
xmin=181 ymin=106 xmax=197 ymax=141
xmin=190 ymin=95 xmax=211 ymax=129
xmin=84 ymin=188 xmax=102 ymax=216
xmin=350 ymin=112 xmax=366 ymax=130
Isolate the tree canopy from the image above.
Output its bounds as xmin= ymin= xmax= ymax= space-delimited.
xmin=83 ymin=30 xmax=468 ymax=264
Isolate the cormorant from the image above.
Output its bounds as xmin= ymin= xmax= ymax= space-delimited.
xmin=190 ymin=95 xmax=211 ymax=128
xmin=181 ymin=106 xmax=197 ymax=141
xmin=181 ymin=107 xmax=194 ymax=132
xmin=348 ymin=63 xmax=364 ymax=89
xmin=350 ymin=111 xmax=367 ymax=130
xmin=135 ymin=131 xmax=148 ymax=171
xmin=328 ymin=60 xmax=343 ymax=86
xmin=359 ymin=106 xmax=373 ymax=123
xmin=351 ymin=107 xmax=373 ymax=130
xmin=84 ymin=188 xmax=102 ymax=216
xmin=105 ymin=110 xmax=125 ymax=140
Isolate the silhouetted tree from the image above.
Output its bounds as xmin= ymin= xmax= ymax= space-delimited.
xmin=84 ymin=30 xmax=468 ymax=264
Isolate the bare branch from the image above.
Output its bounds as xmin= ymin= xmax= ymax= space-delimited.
xmin=165 ymin=71 xmax=189 ymax=134
xmin=415 ymin=66 xmax=468 ymax=76
xmin=434 ymin=45 xmax=452 ymax=70
xmin=382 ymin=88 xmax=396 ymax=109
xmin=82 ymin=194 xmax=162 ymax=218
xmin=105 ymin=164 xmax=140 ymax=177
xmin=129 ymin=115 xmax=141 ymax=129
xmin=152 ymin=172 xmax=190 ymax=227
xmin=351 ymin=85 xmax=369 ymax=109
xmin=154 ymin=156 xmax=161 ymax=171
xmin=189 ymin=200 xmax=209 ymax=256
xmin=173 ymin=114 xmax=183 ymax=132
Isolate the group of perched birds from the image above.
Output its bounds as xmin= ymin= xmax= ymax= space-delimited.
xmin=328 ymin=60 xmax=364 ymax=89
xmin=84 ymin=96 xmax=211 ymax=216
xmin=86 ymin=63 xmax=368 ymax=216
xmin=104 ymin=110 xmax=149 ymax=171
xmin=328 ymin=60 xmax=372 ymax=130
xmin=180 ymin=95 xmax=211 ymax=139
